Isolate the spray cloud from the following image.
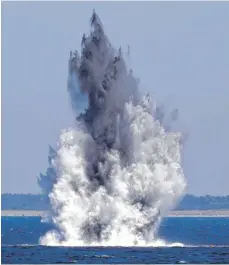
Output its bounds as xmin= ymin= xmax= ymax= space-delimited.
xmin=38 ymin=11 xmax=186 ymax=246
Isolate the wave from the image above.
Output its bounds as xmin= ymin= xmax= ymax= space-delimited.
xmin=3 ymin=243 xmax=229 ymax=248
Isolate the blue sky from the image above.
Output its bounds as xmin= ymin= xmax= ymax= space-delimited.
xmin=2 ymin=2 xmax=229 ymax=195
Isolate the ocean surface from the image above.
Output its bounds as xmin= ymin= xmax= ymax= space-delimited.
xmin=1 ymin=217 xmax=229 ymax=264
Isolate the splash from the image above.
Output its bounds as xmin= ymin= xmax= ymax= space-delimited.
xmin=38 ymin=11 xmax=186 ymax=246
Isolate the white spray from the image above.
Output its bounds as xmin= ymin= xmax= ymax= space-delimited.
xmin=38 ymin=11 xmax=186 ymax=247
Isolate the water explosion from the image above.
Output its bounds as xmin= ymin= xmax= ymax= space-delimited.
xmin=38 ymin=11 xmax=186 ymax=246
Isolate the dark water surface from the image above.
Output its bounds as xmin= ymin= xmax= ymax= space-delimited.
xmin=2 ymin=217 xmax=229 ymax=263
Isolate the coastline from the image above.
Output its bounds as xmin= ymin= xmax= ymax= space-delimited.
xmin=1 ymin=210 xmax=229 ymax=217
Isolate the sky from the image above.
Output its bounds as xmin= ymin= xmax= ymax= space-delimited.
xmin=2 ymin=2 xmax=229 ymax=195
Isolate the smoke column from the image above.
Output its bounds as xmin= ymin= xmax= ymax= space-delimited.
xmin=38 ymin=11 xmax=186 ymax=246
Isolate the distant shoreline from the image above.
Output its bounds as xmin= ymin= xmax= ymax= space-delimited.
xmin=1 ymin=210 xmax=229 ymax=217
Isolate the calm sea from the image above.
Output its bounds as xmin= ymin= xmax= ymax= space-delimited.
xmin=1 ymin=216 xmax=229 ymax=264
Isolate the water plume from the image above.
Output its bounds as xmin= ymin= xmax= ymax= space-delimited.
xmin=38 ymin=11 xmax=186 ymax=246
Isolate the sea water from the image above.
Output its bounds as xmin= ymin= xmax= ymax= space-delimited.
xmin=2 ymin=216 xmax=229 ymax=264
